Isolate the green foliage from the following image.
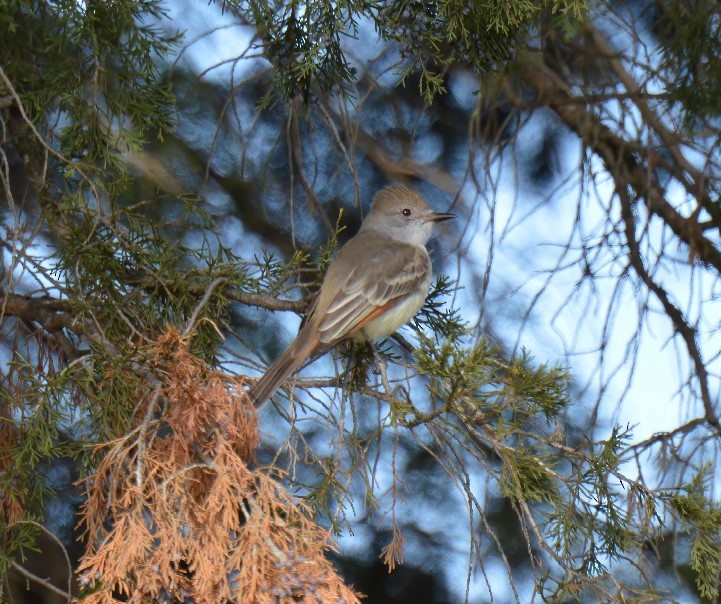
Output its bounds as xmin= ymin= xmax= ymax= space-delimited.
xmin=0 ymin=519 xmax=42 ymax=583
xmin=313 ymin=209 xmax=346 ymax=274
xmin=383 ymin=0 xmax=587 ymax=102
xmin=375 ymin=0 xmax=586 ymax=102
xmin=0 ymin=0 xmax=178 ymax=164
xmin=55 ymin=199 xmax=241 ymax=351
xmin=414 ymin=330 xmax=568 ymax=423
xmin=249 ymin=248 xmax=309 ymax=295
xmin=668 ymin=466 xmax=721 ymax=599
xmin=506 ymin=350 xmax=568 ymax=420
xmin=0 ymin=356 xmax=82 ymax=492
xmin=413 ymin=274 xmax=466 ymax=340
xmin=413 ymin=334 xmax=497 ymax=417
xmin=411 ymin=331 xmax=678 ymax=599
xmin=546 ymin=427 xmax=642 ymax=568
xmin=219 ymin=0 xmax=587 ymax=103
xmin=223 ymin=0 xmax=369 ymax=100
xmin=655 ymin=0 xmax=721 ymax=121
xmin=499 ymin=447 xmax=558 ymax=503
xmin=415 ymin=331 xmax=569 ymax=503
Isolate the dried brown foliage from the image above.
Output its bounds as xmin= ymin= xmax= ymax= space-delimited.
xmin=76 ymin=328 xmax=361 ymax=603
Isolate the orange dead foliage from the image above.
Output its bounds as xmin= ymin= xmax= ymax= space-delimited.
xmin=76 ymin=328 xmax=362 ymax=603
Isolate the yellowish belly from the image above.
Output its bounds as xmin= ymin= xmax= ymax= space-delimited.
xmin=359 ymin=287 xmax=429 ymax=341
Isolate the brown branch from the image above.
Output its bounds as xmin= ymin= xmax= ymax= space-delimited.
xmin=583 ymin=23 xmax=721 ymax=232
xmin=221 ymin=288 xmax=307 ymax=313
xmin=0 ymin=289 xmax=166 ymax=387
xmin=1 ymin=292 xmax=77 ymax=332
xmin=1 ymin=286 xmax=306 ymax=333
xmin=513 ymin=51 xmax=720 ymax=433
xmin=515 ymin=55 xmax=721 ymax=274
xmin=631 ymin=417 xmax=708 ymax=452
xmin=1 ymin=284 xmax=308 ymax=393
xmin=617 ymin=183 xmax=719 ymax=433
xmin=7 ymin=520 xmax=74 ymax=601
xmin=182 ymin=277 xmax=227 ymax=337
xmin=10 ymin=561 xmax=73 ymax=601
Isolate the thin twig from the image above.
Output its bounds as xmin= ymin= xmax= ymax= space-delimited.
xmin=182 ymin=277 xmax=227 ymax=337
xmin=7 ymin=520 xmax=73 ymax=602
xmin=10 ymin=561 xmax=72 ymax=601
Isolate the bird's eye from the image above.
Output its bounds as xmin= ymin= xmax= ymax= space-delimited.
xmin=402 ymin=208 xmax=412 ymax=217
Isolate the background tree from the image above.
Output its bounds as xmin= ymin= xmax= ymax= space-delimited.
xmin=2 ymin=0 xmax=721 ymax=602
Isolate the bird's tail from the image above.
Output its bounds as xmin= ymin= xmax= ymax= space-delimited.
xmin=248 ymin=331 xmax=322 ymax=408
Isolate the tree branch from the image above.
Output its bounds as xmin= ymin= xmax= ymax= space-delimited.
xmin=514 ymin=51 xmax=720 ymax=433
xmin=222 ymin=288 xmax=307 ymax=313
xmin=1 ymin=292 xmax=76 ymax=332
xmin=617 ymin=179 xmax=719 ymax=432
xmin=583 ymin=23 xmax=721 ymax=233
xmin=1 ymin=286 xmax=306 ymax=335
xmin=516 ymin=54 xmax=721 ymax=273
xmin=10 ymin=561 xmax=72 ymax=601
xmin=631 ymin=417 xmax=708 ymax=452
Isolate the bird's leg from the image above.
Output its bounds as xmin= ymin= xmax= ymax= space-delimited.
xmin=369 ymin=341 xmax=393 ymax=396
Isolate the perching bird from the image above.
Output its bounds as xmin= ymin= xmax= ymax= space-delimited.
xmin=249 ymin=186 xmax=455 ymax=407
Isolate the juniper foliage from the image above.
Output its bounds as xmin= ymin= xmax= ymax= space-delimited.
xmin=2 ymin=0 xmax=721 ymax=602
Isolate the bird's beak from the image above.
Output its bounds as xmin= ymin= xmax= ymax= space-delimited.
xmin=426 ymin=212 xmax=456 ymax=223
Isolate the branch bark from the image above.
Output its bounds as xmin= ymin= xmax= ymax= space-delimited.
xmin=617 ymin=183 xmax=719 ymax=432
xmin=515 ymin=53 xmax=721 ymax=273
xmin=10 ymin=560 xmax=72 ymax=601
xmin=514 ymin=50 xmax=720 ymax=432
xmin=582 ymin=22 xmax=721 ymax=235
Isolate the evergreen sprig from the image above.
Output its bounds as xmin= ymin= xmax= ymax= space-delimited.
xmin=218 ymin=0 xmax=587 ymax=102
xmin=668 ymin=466 xmax=721 ymax=599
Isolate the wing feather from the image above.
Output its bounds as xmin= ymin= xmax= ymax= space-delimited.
xmin=315 ymin=238 xmax=431 ymax=344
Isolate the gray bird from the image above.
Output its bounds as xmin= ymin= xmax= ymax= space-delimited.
xmin=249 ymin=186 xmax=455 ymax=407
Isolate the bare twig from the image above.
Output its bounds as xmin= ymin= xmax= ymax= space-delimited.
xmin=7 ymin=520 xmax=73 ymax=602
xmin=10 ymin=561 xmax=72 ymax=601
xmin=617 ymin=185 xmax=720 ymax=432
xmin=516 ymin=55 xmax=721 ymax=273
xmin=182 ymin=277 xmax=227 ymax=337
xmin=630 ymin=417 xmax=708 ymax=452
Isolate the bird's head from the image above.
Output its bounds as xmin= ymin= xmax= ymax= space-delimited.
xmin=362 ymin=186 xmax=455 ymax=246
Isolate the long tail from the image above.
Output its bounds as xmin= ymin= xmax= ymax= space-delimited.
xmin=248 ymin=331 xmax=321 ymax=408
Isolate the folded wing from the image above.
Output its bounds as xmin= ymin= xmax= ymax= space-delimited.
xmin=313 ymin=238 xmax=431 ymax=344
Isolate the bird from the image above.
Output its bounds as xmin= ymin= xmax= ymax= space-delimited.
xmin=248 ymin=185 xmax=455 ymax=408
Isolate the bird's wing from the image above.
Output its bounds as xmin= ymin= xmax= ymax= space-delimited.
xmin=314 ymin=238 xmax=431 ymax=344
